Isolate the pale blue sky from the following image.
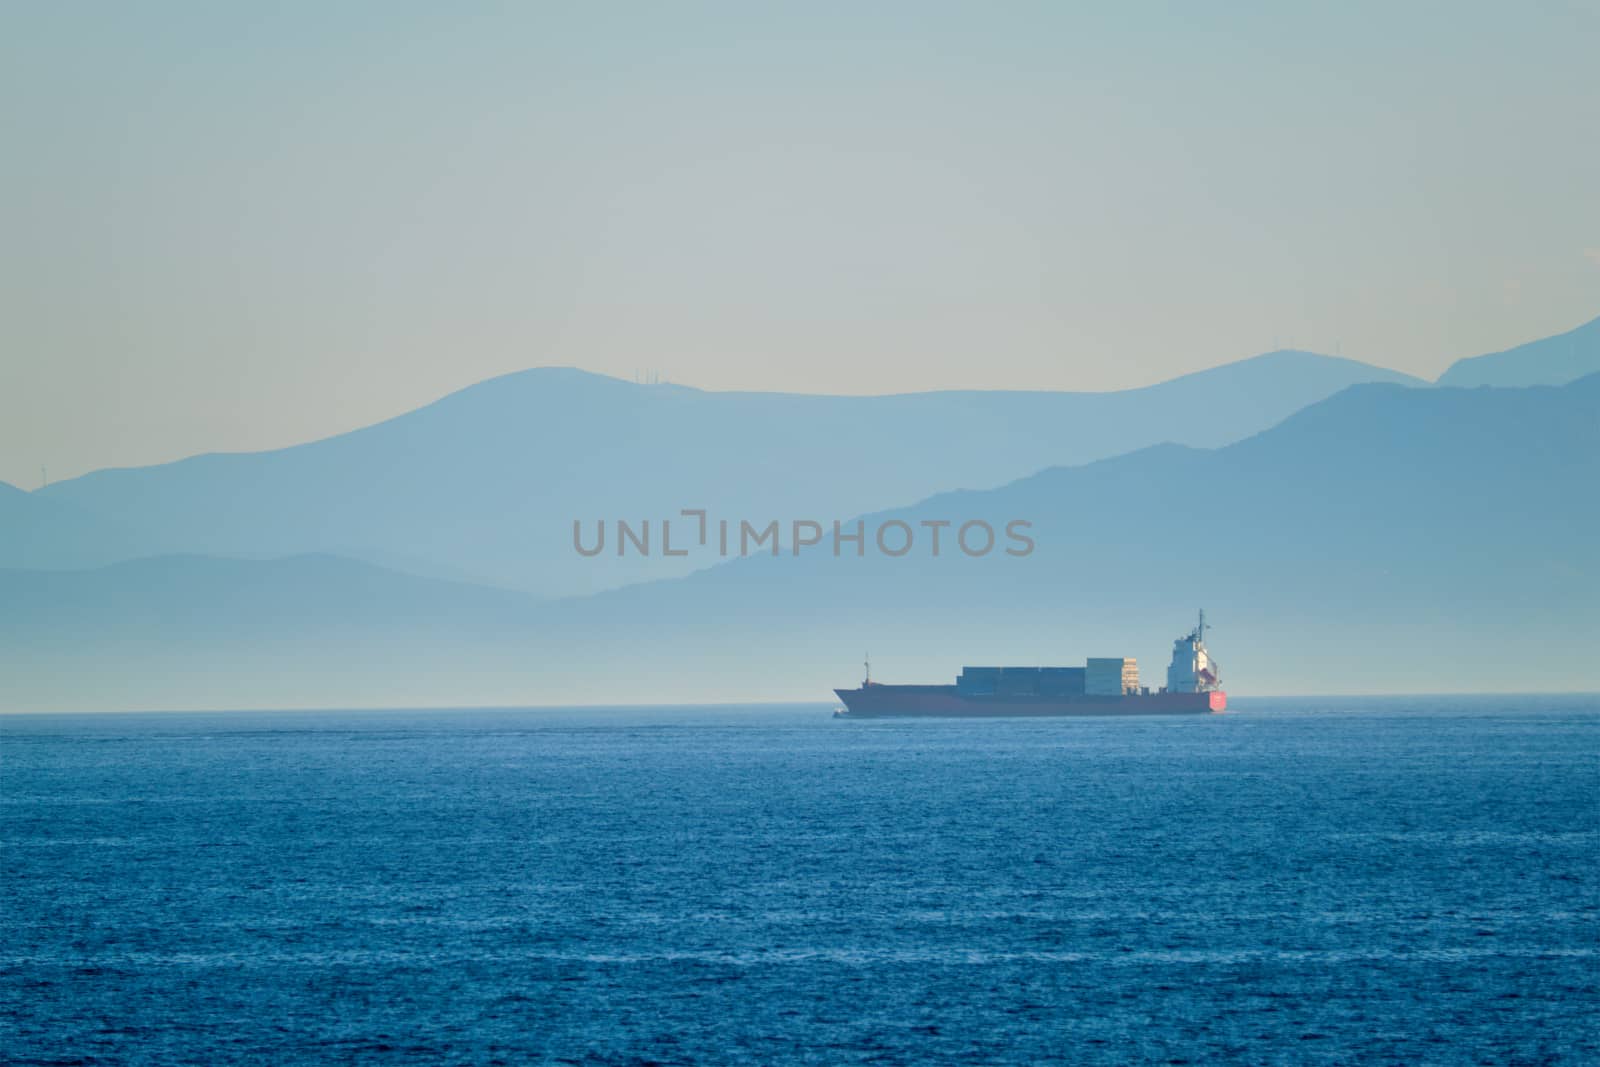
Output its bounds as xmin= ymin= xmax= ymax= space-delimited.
xmin=3 ymin=1 xmax=1597 ymax=486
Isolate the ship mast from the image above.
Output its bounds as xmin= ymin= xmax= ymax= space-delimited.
xmin=1197 ymin=609 xmax=1206 ymax=644
xmin=864 ymin=652 xmax=871 ymax=686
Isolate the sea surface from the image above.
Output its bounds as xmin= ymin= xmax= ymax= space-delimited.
xmin=2 ymin=696 xmax=1597 ymax=1065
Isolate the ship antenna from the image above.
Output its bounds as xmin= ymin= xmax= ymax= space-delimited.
xmin=1198 ymin=608 xmax=1206 ymax=643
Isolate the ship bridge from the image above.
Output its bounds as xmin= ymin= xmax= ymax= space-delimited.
xmin=1166 ymin=609 xmax=1221 ymax=693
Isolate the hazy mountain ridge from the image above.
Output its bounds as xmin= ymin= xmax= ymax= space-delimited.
xmin=0 ymin=481 xmax=160 ymax=571
xmin=1436 ymin=314 xmax=1599 ymax=387
xmin=4 ymin=376 xmax=1595 ymax=711
xmin=19 ymin=349 xmax=1423 ymax=594
xmin=550 ymin=375 xmax=1598 ymax=687
xmin=3 ymin=553 xmax=541 ymax=635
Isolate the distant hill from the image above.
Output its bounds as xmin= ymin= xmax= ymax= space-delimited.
xmin=1436 ymin=314 xmax=1600 ymax=387
xmin=0 ymin=481 xmax=156 ymax=571
xmin=24 ymin=351 xmax=1420 ymax=596
xmin=552 ymin=372 xmax=1600 ymax=699
xmin=4 ymin=376 xmax=1594 ymax=711
xmin=2 ymin=553 xmax=539 ymax=635
xmin=0 ymin=553 xmax=546 ymax=712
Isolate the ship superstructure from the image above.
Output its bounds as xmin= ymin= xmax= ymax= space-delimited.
xmin=1165 ymin=609 xmax=1222 ymax=694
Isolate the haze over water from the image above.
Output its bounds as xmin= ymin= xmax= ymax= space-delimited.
xmin=3 ymin=696 xmax=1596 ymax=1064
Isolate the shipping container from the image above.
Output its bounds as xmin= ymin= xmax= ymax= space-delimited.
xmin=1085 ymin=657 xmax=1139 ymax=696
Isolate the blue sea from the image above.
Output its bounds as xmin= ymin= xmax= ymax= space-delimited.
xmin=2 ymin=696 xmax=1597 ymax=1065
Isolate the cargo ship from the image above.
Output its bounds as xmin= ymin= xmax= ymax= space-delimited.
xmin=833 ymin=611 xmax=1225 ymax=718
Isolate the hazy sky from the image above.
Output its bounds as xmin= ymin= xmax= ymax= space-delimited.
xmin=3 ymin=1 xmax=1597 ymax=487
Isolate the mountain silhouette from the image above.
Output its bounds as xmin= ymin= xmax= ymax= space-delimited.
xmin=22 ymin=352 xmax=1421 ymax=594
xmin=0 ymin=481 xmax=156 ymax=571
xmin=1436 ymin=314 xmax=1599 ymax=387
xmin=5 ymin=375 xmax=1594 ymax=711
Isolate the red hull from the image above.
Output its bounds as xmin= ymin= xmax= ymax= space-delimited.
xmin=834 ymin=684 xmax=1225 ymax=718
